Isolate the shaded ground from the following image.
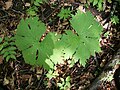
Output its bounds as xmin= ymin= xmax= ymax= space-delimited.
xmin=0 ymin=0 xmax=120 ymax=90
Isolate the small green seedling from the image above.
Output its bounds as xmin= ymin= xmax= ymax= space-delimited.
xmin=27 ymin=0 xmax=48 ymax=16
xmin=34 ymin=0 xmax=48 ymax=6
xmin=111 ymin=15 xmax=119 ymax=25
xmin=27 ymin=6 xmax=38 ymax=16
xmin=58 ymin=8 xmax=71 ymax=20
xmin=89 ymin=0 xmax=112 ymax=11
xmin=46 ymin=70 xmax=59 ymax=79
xmin=57 ymin=76 xmax=71 ymax=90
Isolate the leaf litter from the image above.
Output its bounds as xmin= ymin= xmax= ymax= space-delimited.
xmin=0 ymin=0 xmax=120 ymax=90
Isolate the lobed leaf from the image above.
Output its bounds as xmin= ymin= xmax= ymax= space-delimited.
xmin=15 ymin=17 xmax=54 ymax=70
xmin=49 ymin=10 xmax=102 ymax=66
xmin=70 ymin=10 xmax=102 ymax=66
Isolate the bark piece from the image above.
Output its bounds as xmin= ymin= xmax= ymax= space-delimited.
xmin=89 ymin=49 xmax=120 ymax=90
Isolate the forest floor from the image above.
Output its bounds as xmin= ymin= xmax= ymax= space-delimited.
xmin=0 ymin=0 xmax=120 ymax=90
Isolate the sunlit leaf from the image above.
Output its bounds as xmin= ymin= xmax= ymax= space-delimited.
xmin=15 ymin=17 xmax=54 ymax=70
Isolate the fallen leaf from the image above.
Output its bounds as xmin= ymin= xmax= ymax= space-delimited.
xmin=3 ymin=0 xmax=13 ymax=10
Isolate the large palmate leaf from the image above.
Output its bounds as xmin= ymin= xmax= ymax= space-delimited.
xmin=48 ymin=10 xmax=102 ymax=66
xmin=15 ymin=17 xmax=54 ymax=70
xmin=70 ymin=10 xmax=102 ymax=66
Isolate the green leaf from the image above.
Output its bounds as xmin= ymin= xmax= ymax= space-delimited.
xmin=1 ymin=47 xmax=16 ymax=54
xmin=9 ymin=42 xmax=16 ymax=46
xmin=34 ymin=0 xmax=41 ymax=6
xmin=46 ymin=70 xmax=59 ymax=79
xmin=3 ymin=52 xmax=10 ymax=58
xmin=0 ymin=45 xmax=3 ymax=51
xmin=89 ymin=0 xmax=94 ymax=3
xmin=59 ymin=31 xmax=79 ymax=59
xmin=104 ymin=31 xmax=109 ymax=37
xmin=47 ymin=31 xmax=79 ymax=65
xmin=9 ymin=37 xmax=15 ymax=41
xmin=97 ymin=0 xmax=103 ymax=11
xmin=0 ymin=38 xmax=3 ymax=43
xmin=70 ymin=10 xmax=102 ymax=66
xmin=4 ymin=37 xmax=9 ymax=41
xmin=0 ymin=36 xmax=16 ymax=61
xmin=2 ymin=42 xmax=9 ymax=47
xmin=34 ymin=0 xmax=48 ymax=6
xmin=3 ymin=51 xmax=16 ymax=58
xmin=93 ymin=0 xmax=98 ymax=6
xmin=15 ymin=17 xmax=54 ymax=70
xmin=6 ymin=54 xmax=16 ymax=61
xmin=46 ymin=33 xmax=65 ymax=65
xmin=58 ymin=8 xmax=71 ymax=20
xmin=89 ymin=0 xmax=105 ymax=11
xmin=47 ymin=10 xmax=102 ymax=67
xmin=7 ymin=47 xmax=16 ymax=51
xmin=111 ymin=15 xmax=119 ymax=25
xmin=66 ymin=76 xmax=70 ymax=82
xmin=27 ymin=6 xmax=38 ymax=16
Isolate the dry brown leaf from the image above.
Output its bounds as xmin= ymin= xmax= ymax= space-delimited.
xmin=3 ymin=0 xmax=13 ymax=10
